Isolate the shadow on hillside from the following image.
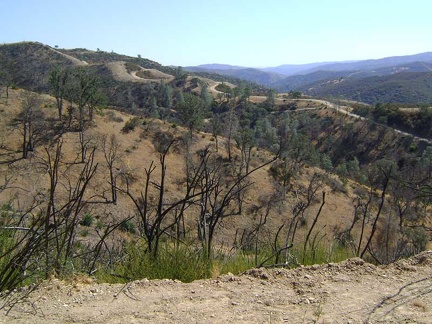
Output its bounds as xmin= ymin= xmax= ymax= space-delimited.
xmin=0 ymin=146 xmax=23 ymax=165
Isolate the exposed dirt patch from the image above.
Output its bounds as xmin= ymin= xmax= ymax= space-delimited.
xmin=47 ymin=46 xmax=89 ymax=66
xmin=1 ymin=252 xmax=431 ymax=323
xmin=107 ymin=61 xmax=174 ymax=83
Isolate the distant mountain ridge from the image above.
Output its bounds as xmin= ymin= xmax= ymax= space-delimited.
xmin=303 ymin=71 xmax=432 ymax=105
xmin=184 ymin=65 xmax=286 ymax=86
xmin=261 ymin=62 xmax=341 ymax=76
xmin=291 ymin=52 xmax=432 ymax=75
xmin=188 ymin=52 xmax=432 ymax=79
xmin=186 ymin=52 xmax=432 ymax=104
xmin=1 ymin=42 xmax=431 ymax=105
xmin=190 ymin=63 xmax=247 ymax=70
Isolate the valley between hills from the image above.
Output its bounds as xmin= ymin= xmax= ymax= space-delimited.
xmin=0 ymin=41 xmax=431 ymax=323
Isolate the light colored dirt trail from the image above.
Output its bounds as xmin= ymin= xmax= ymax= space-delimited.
xmin=107 ymin=61 xmax=174 ymax=83
xmin=1 ymin=252 xmax=431 ymax=323
xmin=47 ymin=46 xmax=89 ymax=66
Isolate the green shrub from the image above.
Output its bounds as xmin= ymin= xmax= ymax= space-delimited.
xmin=298 ymin=242 xmax=354 ymax=266
xmin=213 ymin=250 xmax=260 ymax=276
xmin=0 ymin=230 xmax=19 ymax=288
xmin=96 ymin=220 xmax=104 ymax=230
xmin=105 ymin=111 xmax=124 ymax=123
xmin=136 ymin=70 xmax=153 ymax=79
xmin=79 ymin=213 xmax=93 ymax=227
xmin=125 ymin=62 xmax=141 ymax=73
xmin=120 ymin=220 xmax=135 ymax=233
xmin=79 ymin=229 xmax=89 ymax=237
xmin=121 ymin=117 xmax=142 ymax=134
xmin=215 ymin=82 xmax=231 ymax=93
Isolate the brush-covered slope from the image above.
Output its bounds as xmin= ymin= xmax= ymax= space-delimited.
xmin=0 ymin=42 xmax=80 ymax=92
xmin=184 ymin=66 xmax=285 ymax=86
xmin=303 ymin=72 xmax=432 ymax=105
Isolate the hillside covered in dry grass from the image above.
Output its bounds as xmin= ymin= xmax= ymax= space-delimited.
xmin=1 ymin=43 xmax=432 ymax=321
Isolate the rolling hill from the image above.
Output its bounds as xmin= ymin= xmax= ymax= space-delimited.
xmin=188 ymin=52 xmax=432 ymax=104
xmin=0 ymin=42 xmax=271 ymax=113
xmin=184 ymin=65 xmax=286 ymax=86
xmin=295 ymin=52 xmax=432 ymax=75
xmin=303 ymin=71 xmax=432 ymax=105
xmin=1 ymin=41 xmax=432 ymax=319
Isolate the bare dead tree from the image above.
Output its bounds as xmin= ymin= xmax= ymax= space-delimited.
xmin=101 ymin=134 xmax=122 ymax=204
xmin=360 ymin=162 xmax=393 ymax=258
xmin=0 ymin=200 xmax=45 ymax=293
xmin=235 ymin=127 xmax=255 ymax=175
xmin=87 ymin=215 xmax=134 ymax=275
xmin=210 ymin=113 xmax=222 ymax=152
xmin=77 ymin=130 xmax=96 ymax=164
xmin=13 ymin=92 xmax=44 ymax=159
xmin=302 ymin=191 xmax=326 ymax=263
xmin=193 ymin=146 xmax=280 ymax=258
xmin=118 ymin=140 xmax=213 ymax=258
xmin=67 ymin=67 xmax=100 ymax=132
xmin=236 ymin=192 xmax=282 ymax=266
xmin=282 ymin=173 xmax=323 ymax=256
xmin=49 ymin=66 xmax=70 ymax=121
xmin=38 ymin=141 xmax=99 ymax=276
xmin=334 ymin=192 xmax=372 ymax=256
xmin=225 ymin=103 xmax=239 ymax=162
xmin=353 ymin=190 xmax=373 ymax=257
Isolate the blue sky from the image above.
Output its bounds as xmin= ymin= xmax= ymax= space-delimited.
xmin=1 ymin=0 xmax=431 ymax=67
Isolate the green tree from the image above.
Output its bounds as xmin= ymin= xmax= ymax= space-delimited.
xmin=346 ymin=157 xmax=360 ymax=177
xmin=0 ymin=71 xmax=13 ymax=101
xmin=68 ymin=67 xmax=100 ymax=131
xmin=175 ymin=90 xmax=185 ymax=106
xmin=200 ymin=83 xmax=212 ymax=109
xmin=175 ymin=66 xmax=185 ymax=78
xmin=225 ymin=104 xmax=239 ymax=161
xmin=254 ymin=117 xmax=278 ymax=151
xmin=264 ymin=89 xmax=276 ymax=110
xmin=321 ymin=154 xmax=333 ymax=172
xmin=178 ymin=93 xmax=205 ymax=136
xmin=235 ymin=127 xmax=256 ymax=174
xmin=240 ymin=86 xmax=252 ymax=104
xmin=162 ymin=83 xmax=173 ymax=109
xmin=87 ymin=88 xmax=106 ymax=122
xmin=150 ymin=96 xmax=160 ymax=118
xmin=289 ymin=90 xmax=302 ymax=99
xmin=211 ymin=113 xmax=222 ymax=151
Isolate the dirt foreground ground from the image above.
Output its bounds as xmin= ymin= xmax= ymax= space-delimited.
xmin=1 ymin=252 xmax=431 ymax=323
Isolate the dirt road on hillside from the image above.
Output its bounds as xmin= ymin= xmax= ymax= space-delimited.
xmin=48 ymin=46 xmax=88 ymax=66
xmin=1 ymin=252 xmax=431 ymax=323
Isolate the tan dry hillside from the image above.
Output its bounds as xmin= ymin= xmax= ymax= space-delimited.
xmin=2 ymin=89 xmax=432 ymax=323
xmin=0 ymin=89 xmax=361 ymax=258
xmin=107 ymin=61 xmax=174 ymax=83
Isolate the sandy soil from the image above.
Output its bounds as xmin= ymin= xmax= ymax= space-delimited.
xmin=106 ymin=61 xmax=174 ymax=83
xmin=1 ymin=252 xmax=431 ymax=323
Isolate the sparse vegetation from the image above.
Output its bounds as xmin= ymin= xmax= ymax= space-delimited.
xmin=121 ymin=116 xmax=142 ymax=133
xmin=80 ymin=213 xmax=94 ymax=227
xmin=0 ymin=43 xmax=432 ymax=318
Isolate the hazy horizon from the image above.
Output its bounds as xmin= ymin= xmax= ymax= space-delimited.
xmin=1 ymin=0 xmax=431 ymax=67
